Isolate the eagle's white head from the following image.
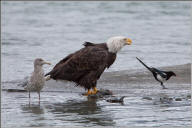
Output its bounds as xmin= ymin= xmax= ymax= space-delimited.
xmin=106 ymin=36 xmax=132 ymax=53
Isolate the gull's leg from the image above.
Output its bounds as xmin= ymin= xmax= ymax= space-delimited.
xmin=28 ymin=91 xmax=31 ymax=105
xmin=92 ymin=87 xmax=98 ymax=94
xmin=29 ymin=91 xmax=31 ymax=99
xmin=84 ymin=89 xmax=92 ymax=96
xmin=38 ymin=92 xmax=40 ymax=104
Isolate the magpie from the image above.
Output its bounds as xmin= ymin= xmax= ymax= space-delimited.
xmin=136 ymin=57 xmax=176 ymax=89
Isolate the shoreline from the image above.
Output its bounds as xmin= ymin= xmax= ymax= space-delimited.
xmin=99 ymin=63 xmax=191 ymax=88
xmin=2 ymin=63 xmax=191 ymax=93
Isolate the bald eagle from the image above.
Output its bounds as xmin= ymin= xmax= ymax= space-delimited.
xmin=45 ymin=36 xmax=132 ymax=95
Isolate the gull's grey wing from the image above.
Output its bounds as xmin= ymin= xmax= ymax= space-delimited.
xmin=17 ymin=76 xmax=30 ymax=87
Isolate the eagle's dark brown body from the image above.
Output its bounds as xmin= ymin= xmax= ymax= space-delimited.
xmin=45 ymin=42 xmax=116 ymax=90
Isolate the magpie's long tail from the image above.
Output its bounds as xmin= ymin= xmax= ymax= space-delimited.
xmin=136 ymin=57 xmax=152 ymax=72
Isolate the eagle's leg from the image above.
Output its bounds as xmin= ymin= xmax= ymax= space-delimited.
xmin=84 ymin=89 xmax=92 ymax=96
xmin=92 ymin=87 xmax=98 ymax=94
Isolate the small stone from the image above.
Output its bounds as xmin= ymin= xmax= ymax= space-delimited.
xmin=187 ymin=94 xmax=191 ymax=99
xmin=106 ymin=96 xmax=126 ymax=103
xmin=142 ymin=97 xmax=152 ymax=100
xmin=98 ymin=89 xmax=113 ymax=95
xmin=160 ymin=97 xmax=173 ymax=104
xmin=175 ymin=98 xmax=182 ymax=101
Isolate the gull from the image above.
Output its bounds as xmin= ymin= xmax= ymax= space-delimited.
xmin=20 ymin=58 xmax=51 ymax=103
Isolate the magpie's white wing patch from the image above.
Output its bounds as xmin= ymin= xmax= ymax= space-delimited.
xmin=157 ymin=74 xmax=166 ymax=82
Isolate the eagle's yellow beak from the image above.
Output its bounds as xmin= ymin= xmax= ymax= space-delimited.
xmin=125 ymin=38 xmax=132 ymax=45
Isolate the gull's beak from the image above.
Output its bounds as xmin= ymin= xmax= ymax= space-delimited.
xmin=125 ymin=38 xmax=132 ymax=45
xmin=43 ymin=61 xmax=51 ymax=65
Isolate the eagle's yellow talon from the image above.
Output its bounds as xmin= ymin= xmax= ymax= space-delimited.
xmin=84 ymin=89 xmax=92 ymax=96
xmin=92 ymin=87 xmax=98 ymax=94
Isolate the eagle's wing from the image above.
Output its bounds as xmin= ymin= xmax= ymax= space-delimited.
xmin=45 ymin=53 xmax=74 ymax=76
xmin=53 ymin=53 xmax=74 ymax=70
xmin=83 ymin=42 xmax=96 ymax=47
xmin=48 ymin=46 xmax=109 ymax=81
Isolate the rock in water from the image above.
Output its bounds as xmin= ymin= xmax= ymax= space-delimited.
xmin=187 ymin=94 xmax=191 ymax=99
xmin=160 ymin=97 xmax=173 ymax=104
xmin=153 ymin=96 xmax=173 ymax=105
xmin=97 ymin=89 xmax=113 ymax=95
xmin=6 ymin=89 xmax=27 ymax=92
xmin=106 ymin=96 xmax=126 ymax=103
xmin=175 ymin=98 xmax=182 ymax=101
xmin=142 ymin=96 xmax=153 ymax=100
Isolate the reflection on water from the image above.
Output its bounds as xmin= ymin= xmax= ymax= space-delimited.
xmin=46 ymin=97 xmax=115 ymax=126
xmin=50 ymin=97 xmax=100 ymax=115
xmin=19 ymin=96 xmax=115 ymax=126
xmin=20 ymin=103 xmax=47 ymax=127
xmin=151 ymin=92 xmax=191 ymax=108
xmin=21 ymin=104 xmax=44 ymax=115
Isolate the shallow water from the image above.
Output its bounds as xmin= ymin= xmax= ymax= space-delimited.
xmin=1 ymin=1 xmax=191 ymax=127
xmin=2 ymin=78 xmax=192 ymax=127
xmin=2 ymin=87 xmax=191 ymax=127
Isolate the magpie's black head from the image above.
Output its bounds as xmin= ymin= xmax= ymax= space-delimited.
xmin=165 ymin=71 xmax=176 ymax=80
xmin=168 ymin=71 xmax=176 ymax=77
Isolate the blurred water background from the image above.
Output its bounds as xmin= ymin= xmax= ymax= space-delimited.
xmin=2 ymin=1 xmax=191 ymax=83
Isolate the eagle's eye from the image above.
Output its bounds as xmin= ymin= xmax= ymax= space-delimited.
xmin=123 ymin=38 xmax=127 ymax=41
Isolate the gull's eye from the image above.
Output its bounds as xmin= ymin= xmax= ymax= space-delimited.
xmin=123 ymin=38 xmax=127 ymax=41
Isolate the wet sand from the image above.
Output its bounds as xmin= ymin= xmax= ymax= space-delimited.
xmin=99 ymin=63 xmax=191 ymax=92
xmin=2 ymin=63 xmax=191 ymax=127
